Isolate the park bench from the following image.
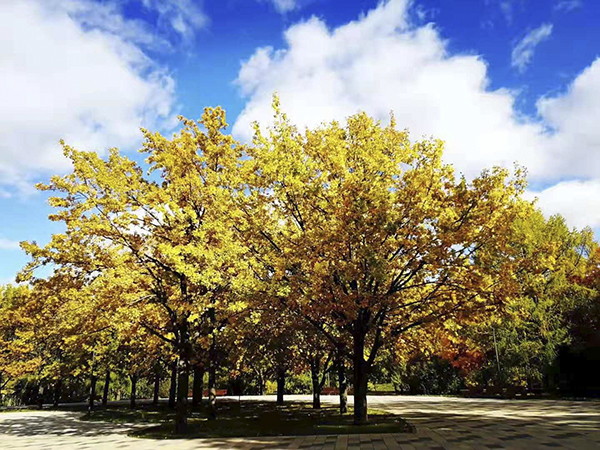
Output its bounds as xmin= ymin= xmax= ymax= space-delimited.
xmin=321 ymin=387 xmax=339 ymax=395
xmin=202 ymin=389 xmax=228 ymax=397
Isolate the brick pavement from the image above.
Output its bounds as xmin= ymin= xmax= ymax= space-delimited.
xmin=1 ymin=395 xmax=599 ymax=449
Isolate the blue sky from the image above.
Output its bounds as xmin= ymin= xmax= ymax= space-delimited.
xmin=1 ymin=0 xmax=600 ymax=283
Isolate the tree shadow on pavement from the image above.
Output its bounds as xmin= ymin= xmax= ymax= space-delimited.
xmin=371 ymin=396 xmax=600 ymax=448
xmin=0 ymin=411 xmax=140 ymax=437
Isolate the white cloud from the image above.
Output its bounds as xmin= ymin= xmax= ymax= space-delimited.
xmin=511 ymin=23 xmax=553 ymax=73
xmin=414 ymin=4 xmax=439 ymax=22
xmin=484 ymin=0 xmax=517 ymax=24
xmin=0 ymin=238 xmax=21 ymax=251
xmin=233 ymin=0 xmax=600 ymax=231
xmin=141 ymin=0 xmax=209 ymax=43
xmin=554 ymin=0 xmax=582 ymax=12
xmin=537 ymin=58 xmax=600 ymax=180
xmin=0 ymin=0 xmax=177 ymax=194
xmin=47 ymin=0 xmax=171 ymax=50
xmin=233 ymin=0 xmax=549 ymax=180
xmin=526 ymin=179 xmax=600 ymax=229
xmin=269 ymin=0 xmax=298 ymax=13
xmin=499 ymin=0 xmax=514 ymax=24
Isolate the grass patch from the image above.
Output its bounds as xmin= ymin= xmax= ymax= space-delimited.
xmin=371 ymin=383 xmax=397 ymax=393
xmin=92 ymin=401 xmax=414 ymax=439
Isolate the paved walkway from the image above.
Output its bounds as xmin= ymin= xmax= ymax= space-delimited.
xmin=369 ymin=395 xmax=600 ymax=449
xmin=1 ymin=395 xmax=599 ymax=449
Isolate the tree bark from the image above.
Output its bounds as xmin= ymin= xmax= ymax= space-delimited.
xmin=88 ymin=375 xmax=97 ymax=412
xmin=37 ymin=384 xmax=44 ymax=409
xmin=175 ymin=357 xmax=190 ymax=433
xmin=153 ymin=369 xmax=160 ymax=406
xmin=276 ymin=368 xmax=285 ymax=405
xmin=338 ymin=352 xmax=348 ymax=414
xmin=192 ymin=366 xmax=204 ymax=408
xmin=256 ymin=370 xmax=265 ymax=395
xmin=53 ymin=380 xmax=61 ymax=407
xmin=353 ymin=331 xmax=368 ymax=425
xmin=174 ymin=315 xmax=192 ymax=434
xmin=311 ymin=361 xmax=321 ymax=409
xmin=168 ymin=360 xmax=177 ymax=408
xmin=208 ymin=360 xmax=217 ymax=419
xmin=130 ymin=375 xmax=137 ymax=408
xmin=102 ymin=371 xmax=110 ymax=406
xmin=207 ymin=305 xmax=218 ymax=420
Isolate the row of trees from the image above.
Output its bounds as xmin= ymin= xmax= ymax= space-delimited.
xmin=1 ymin=98 xmax=598 ymax=433
xmin=377 ymin=211 xmax=600 ymax=395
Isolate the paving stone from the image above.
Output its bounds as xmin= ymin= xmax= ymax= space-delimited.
xmin=551 ymin=432 xmax=582 ymax=439
xmin=2 ymin=395 xmax=600 ymax=449
xmin=383 ymin=435 xmax=401 ymax=449
xmin=499 ymin=433 xmax=532 ymax=441
xmin=448 ymin=435 xmax=477 ymax=443
xmin=412 ymin=436 xmax=434 ymax=442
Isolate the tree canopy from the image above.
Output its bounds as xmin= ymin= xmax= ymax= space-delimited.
xmin=1 ymin=98 xmax=599 ymax=430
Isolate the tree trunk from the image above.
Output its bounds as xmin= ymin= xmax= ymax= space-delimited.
xmin=276 ymin=369 xmax=285 ymax=405
xmin=88 ymin=375 xmax=97 ymax=412
xmin=207 ymin=305 xmax=218 ymax=420
xmin=53 ymin=380 xmax=61 ymax=407
xmin=175 ymin=357 xmax=190 ymax=433
xmin=208 ymin=361 xmax=217 ymax=419
xmin=257 ymin=370 xmax=265 ymax=395
xmin=174 ymin=314 xmax=192 ymax=434
xmin=311 ymin=361 xmax=321 ymax=409
xmin=192 ymin=366 xmax=204 ymax=408
xmin=353 ymin=332 xmax=368 ymax=425
xmin=130 ymin=375 xmax=137 ymax=408
xmin=102 ymin=371 xmax=110 ymax=406
xmin=37 ymin=384 xmax=44 ymax=409
xmin=338 ymin=353 xmax=348 ymax=414
xmin=153 ymin=369 xmax=160 ymax=406
xmin=168 ymin=360 xmax=177 ymax=408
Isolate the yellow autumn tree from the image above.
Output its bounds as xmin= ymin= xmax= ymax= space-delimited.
xmin=240 ymin=97 xmax=529 ymax=424
xmin=20 ymin=107 xmax=252 ymax=433
xmin=15 ymin=97 xmax=534 ymax=429
xmin=0 ymin=284 xmax=38 ymax=402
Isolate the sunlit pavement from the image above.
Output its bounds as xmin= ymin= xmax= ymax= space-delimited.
xmin=1 ymin=395 xmax=599 ymax=449
xmin=369 ymin=395 xmax=600 ymax=449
